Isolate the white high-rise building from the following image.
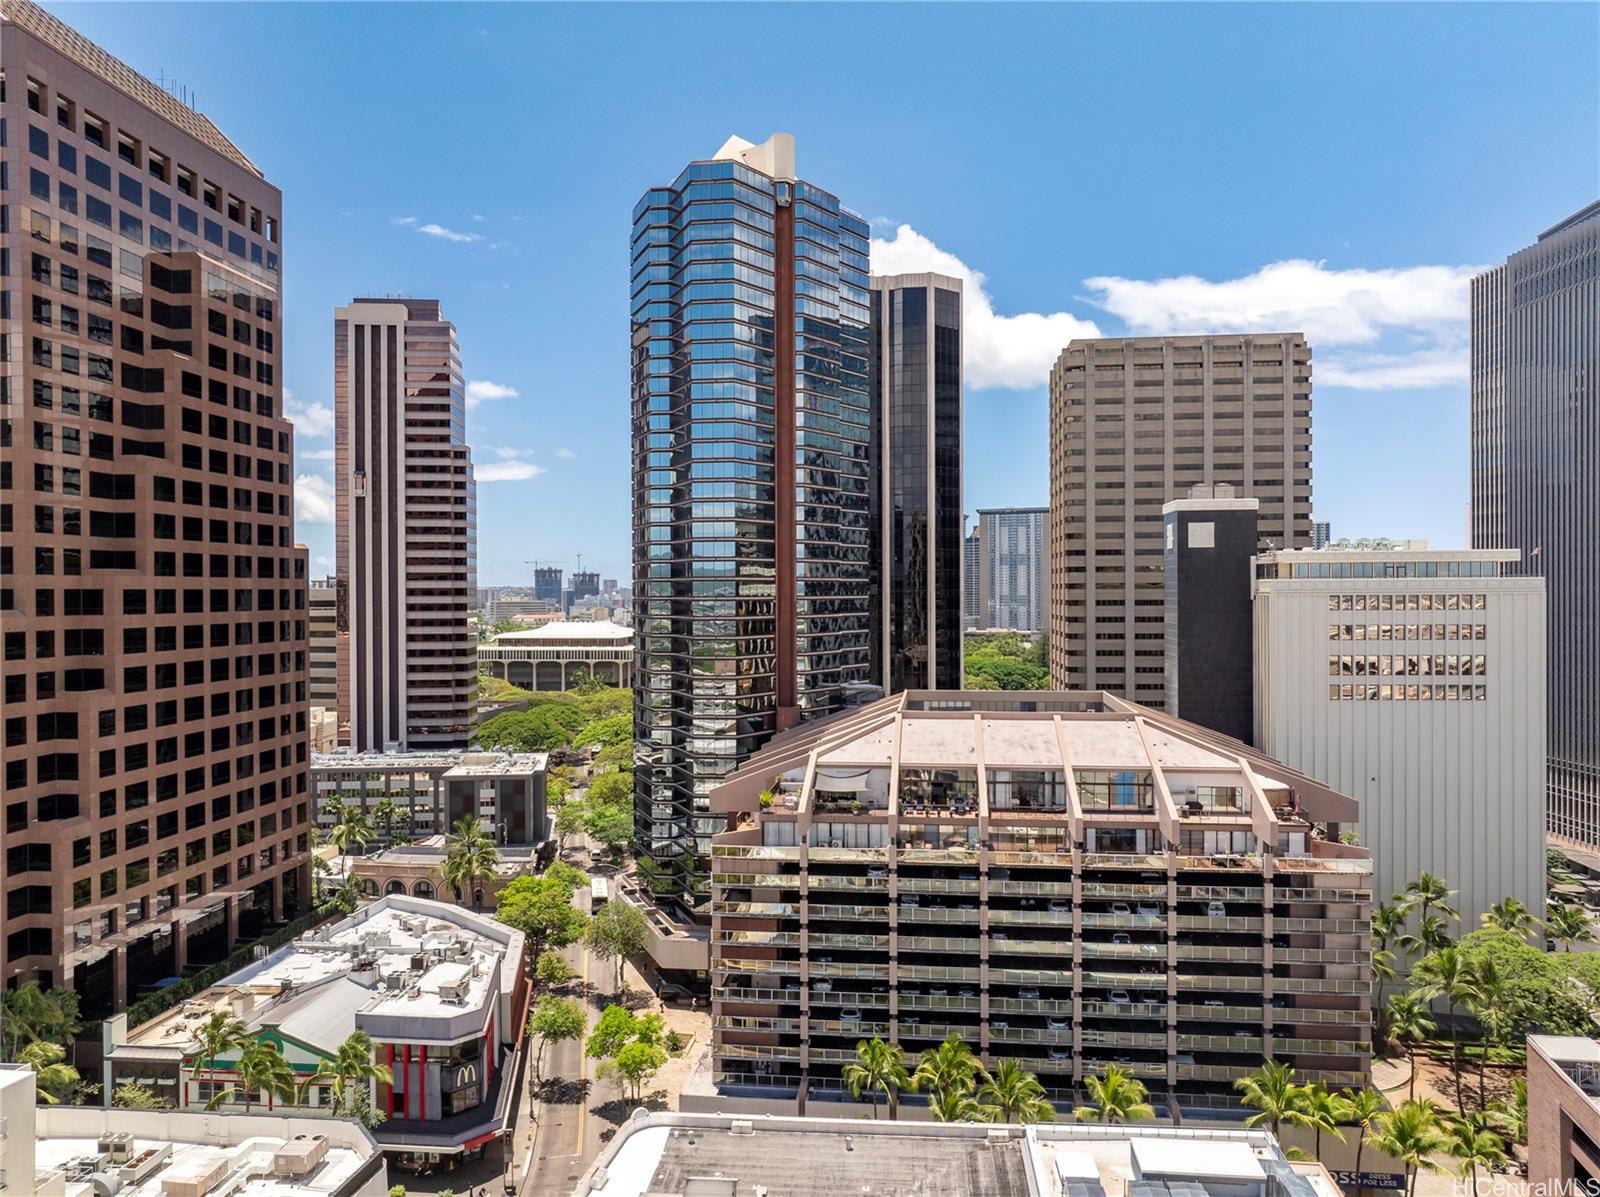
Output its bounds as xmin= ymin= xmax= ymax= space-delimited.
xmin=1252 ymin=545 xmax=1546 ymax=926
xmin=335 ymin=299 xmax=478 ymax=750
xmin=978 ymin=507 xmax=1048 ymax=631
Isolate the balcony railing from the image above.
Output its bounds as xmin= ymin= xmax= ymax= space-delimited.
xmin=718 ymin=1044 xmax=802 ymax=1062
xmin=808 ymin=932 xmax=888 ymax=952
xmin=1083 ymin=1000 xmax=1167 ymax=1019
xmin=1274 ymin=976 xmax=1369 ymax=995
xmin=1177 ymin=884 xmax=1263 ymax=902
xmin=898 ymin=965 xmax=981 ymax=983
xmin=989 ymin=907 xmax=1074 ymax=927
xmin=1081 ymin=882 xmax=1167 ymax=899
xmin=989 ymin=1025 xmax=1073 ymax=1045
xmin=899 ymin=993 xmax=982 ymax=1014
xmin=991 ymin=996 xmax=1074 ymax=1016
xmin=989 ymin=879 xmax=1075 ymax=897
xmin=900 ymin=934 xmax=981 ymax=953
xmin=897 ymin=877 xmax=980 ymax=894
xmin=896 ymin=906 xmax=980 ymax=924
xmin=717 ymin=930 xmax=800 ymax=948
xmin=1271 ymin=1037 xmax=1370 ymax=1056
xmin=1082 ymin=941 xmax=1166 ymax=959
xmin=1179 ymin=1034 xmax=1264 ymax=1053
xmin=810 ymin=1019 xmax=890 ymax=1037
xmin=1176 ymin=944 xmax=1263 ymax=962
xmin=1176 ymin=915 xmax=1262 ymax=932
xmin=1176 ymin=1003 xmax=1262 ymax=1022
xmin=807 ymin=874 xmax=889 ymax=891
xmin=1081 ymin=912 xmax=1165 ymax=929
xmin=1080 ymin=1058 xmax=1166 ymax=1080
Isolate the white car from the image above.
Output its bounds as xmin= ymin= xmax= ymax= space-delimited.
xmin=1048 ymin=1048 xmax=1071 ymax=1061
xmin=1207 ymin=900 xmax=1227 ymax=918
xmin=840 ymin=1008 xmax=862 ymax=1022
xmin=1109 ymin=990 xmax=1131 ymax=1004
xmin=1111 ymin=902 xmax=1131 ymax=916
xmin=1047 ymin=1016 xmax=1070 ymax=1029
xmin=812 ymin=979 xmax=832 ymax=993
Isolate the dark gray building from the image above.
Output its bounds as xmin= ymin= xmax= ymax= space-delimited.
xmin=869 ymin=273 xmax=964 ymax=693
xmin=1471 ymin=200 xmax=1599 ymax=849
xmin=1163 ymin=488 xmax=1259 ymax=744
xmin=977 ymin=507 xmax=1049 ymax=631
xmin=534 ymin=566 xmax=563 ymax=606
xmin=630 ymin=134 xmax=872 ymax=908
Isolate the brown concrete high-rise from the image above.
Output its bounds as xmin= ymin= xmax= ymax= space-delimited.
xmin=333 ymin=299 xmax=477 ymax=751
xmin=1048 ymin=334 xmax=1313 ymax=707
xmin=0 ymin=0 xmax=312 ymax=1013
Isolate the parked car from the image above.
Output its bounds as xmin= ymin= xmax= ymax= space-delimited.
xmin=899 ymin=895 xmax=921 ymax=907
xmin=1109 ymin=990 xmax=1131 ymax=1004
xmin=1136 ymin=904 xmax=1160 ymax=918
xmin=1207 ymin=900 xmax=1227 ymax=918
xmin=1202 ymin=997 xmax=1225 ymax=1007
xmin=1018 ymin=987 xmax=1041 ymax=1000
xmin=840 ymin=1008 xmax=862 ymax=1022
xmin=1111 ymin=932 xmax=1132 ymax=945
xmin=991 ymin=1019 xmax=1009 ymax=1029
xmin=1047 ymin=1016 xmax=1070 ymax=1029
xmin=1048 ymin=1047 xmax=1071 ymax=1061
xmin=929 ymin=986 xmax=949 ymax=996
xmin=812 ymin=979 xmax=833 ymax=993
xmin=1111 ymin=902 xmax=1131 ymax=916
xmin=1048 ymin=899 xmax=1071 ymax=913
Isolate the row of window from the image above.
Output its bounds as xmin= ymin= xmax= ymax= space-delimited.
xmin=1327 ymin=623 xmax=1487 ymax=642
xmin=1328 ymin=654 xmax=1487 ymax=677
xmin=1329 ymin=684 xmax=1489 ymax=702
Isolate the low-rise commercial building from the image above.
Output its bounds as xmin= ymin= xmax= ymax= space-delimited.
xmin=707 ymin=690 xmax=1372 ymax=1117
xmin=478 ymin=619 xmax=634 ymax=692
xmin=351 ymin=837 xmax=548 ymax=908
xmin=1529 ymin=1034 xmax=1600 ymax=1190
xmin=1252 ymin=545 xmax=1546 ymax=930
xmin=573 ymin=1111 xmax=1341 ymax=1197
xmin=3 ymin=1063 xmax=391 ymax=1197
xmin=313 ymin=750 xmax=549 ymax=846
xmin=103 ymin=895 xmax=527 ymax=1170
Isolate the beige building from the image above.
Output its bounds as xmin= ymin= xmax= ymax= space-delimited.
xmin=708 ymin=690 xmax=1371 ymax=1116
xmin=478 ymin=618 xmax=634 ymax=691
xmin=0 ymin=0 xmax=312 ymax=1013
xmin=308 ymin=574 xmax=339 ymax=717
xmin=1049 ymin=334 xmax=1313 ymax=708
xmin=334 ymin=299 xmax=477 ymax=750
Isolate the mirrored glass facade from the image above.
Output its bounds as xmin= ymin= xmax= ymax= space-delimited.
xmin=1471 ymin=200 xmax=1600 ymax=848
xmin=631 ymin=139 xmax=872 ymax=907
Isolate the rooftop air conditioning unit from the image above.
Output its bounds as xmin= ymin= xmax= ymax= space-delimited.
xmin=97 ymin=1131 xmax=134 ymax=1161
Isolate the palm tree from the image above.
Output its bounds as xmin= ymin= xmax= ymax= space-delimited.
xmin=1372 ymin=950 xmax=1398 ymax=1035
xmin=1385 ymin=993 xmax=1437 ymax=1101
xmin=927 ymin=1088 xmax=984 ymax=1122
xmin=193 ymin=1010 xmax=248 ymax=1098
xmin=1075 ymin=1065 xmax=1155 ymax=1124
xmin=1547 ymin=902 xmax=1596 ymax=952
xmin=298 ymin=1030 xmax=392 ymax=1111
xmin=1489 ymin=1078 xmax=1527 ymax=1145
xmin=1344 ymin=1088 xmax=1389 ymax=1197
xmin=975 ymin=1059 xmax=1056 ymax=1123
xmin=1444 ymin=1113 xmax=1506 ymax=1195
xmin=1411 ymin=946 xmax=1480 ymax=1107
xmin=1397 ymin=913 xmax=1454 ymax=960
xmin=1398 ymin=873 xmax=1459 ymax=925
xmin=1370 ymin=1100 xmax=1448 ymax=1197
xmin=19 ymin=1040 xmax=79 ymax=1104
xmin=328 ymin=808 xmax=374 ymax=887
xmin=1234 ymin=1060 xmax=1307 ymax=1140
xmin=208 ymin=1039 xmax=296 ymax=1113
xmin=441 ymin=816 xmax=501 ymax=910
xmin=1480 ymin=897 xmax=1540 ymax=940
xmin=1301 ymin=1083 xmax=1350 ymax=1161
xmin=912 ymin=1036 xmax=979 ymax=1109
xmin=842 ymin=1038 xmax=910 ymax=1120
xmin=1470 ymin=957 xmax=1511 ymax=1108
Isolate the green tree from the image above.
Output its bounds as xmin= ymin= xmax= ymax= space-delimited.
xmin=601 ymin=1040 xmax=667 ymax=1104
xmin=554 ymin=801 xmax=590 ymax=850
xmin=1370 ymin=1100 xmax=1448 ymax=1197
xmin=534 ymin=950 xmax=579 ymax=989
xmin=1397 ymin=913 xmax=1454 ymax=960
xmin=1547 ymin=901 xmax=1596 ymax=952
xmin=496 ymin=875 xmax=589 ymax=958
xmin=842 ymin=1038 xmax=910 ymax=1120
xmin=585 ymin=1004 xmax=662 ymax=1061
xmin=441 ymin=816 xmax=501 ymax=909
xmin=927 ymin=1088 xmax=984 ymax=1122
xmin=911 ymin=1036 xmax=979 ymax=1109
xmin=20 ymin=1040 xmax=79 ymax=1104
xmin=1074 ymin=1065 xmax=1154 ymax=1124
xmin=1372 ymin=903 xmax=1407 ymax=1018
xmin=1481 ymin=897 xmax=1540 ymax=940
xmin=0 ymin=981 xmax=81 ymax=1055
xmin=1234 ymin=1060 xmax=1307 ymax=1139
xmin=1385 ymin=993 xmax=1437 ymax=1101
xmin=1445 ymin=1113 xmax=1506 ymax=1193
xmin=1399 ymin=873 xmax=1460 ymax=925
xmin=227 ymin=1039 xmax=297 ymax=1113
xmin=1411 ymin=945 xmax=1480 ymax=1107
xmin=1301 ymin=1083 xmax=1350 ymax=1161
xmin=193 ymin=1010 xmax=249 ymax=1096
xmin=299 ymin=1030 xmax=391 ymax=1111
xmin=528 ymin=996 xmax=586 ymax=1081
xmin=975 ymin=1059 xmax=1056 ymax=1123
xmin=586 ymin=899 xmax=650 ymax=992
xmin=587 ymin=770 xmax=634 ymax=809
xmin=1470 ymin=956 xmax=1513 ymax=1107
xmin=112 ymin=1080 xmax=168 ymax=1109
xmin=1344 ymin=1088 xmax=1388 ymax=1196
xmin=586 ymin=802 xmax=634 ymax=856
xmin=329 ymin=808 xmax=375 ymax=882
xmin=575 ymin=713 xmax=632 ymax=751
xmin=545 ymin=860 xmax=590 ymax=894
xmin=479 ymin=705 xmax=586 ymax=753
xmin=1490 ymin=1078 xmax=1527 ymax=1145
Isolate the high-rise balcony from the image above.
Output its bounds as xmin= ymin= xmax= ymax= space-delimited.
xmin=990 ymin=996 xmax=1074 ymax=1016
xmin=989 ymin=878 xmax=1074 ymax=897
xmin=1082 ymin=999 xmax=1167 ymax=1019
xmin=1175 ymin=944 xmax=1263 ymax=963
xmin=1081 ymin=1029 xmax=1167 ymax=1050
xmin=809 ymin=1018 xmax=890 ymax=1037
xmin=989 ymin=937 xmax=1073 ymax=957
xmin=1081 ymin=911 xmax=1166 ymax=929
xmin=1179 ymin=1034 xmax=1263 ymax=1054
xmin=1081 ymin=941 xmax=1166 ymax=961
xmin=808 ymin=932 xmax=888 ymax=952
xmin=895 ymin=905 xmax=980 ymax=925
xmin=1081 ymin=881 xmax=1167 ymax=900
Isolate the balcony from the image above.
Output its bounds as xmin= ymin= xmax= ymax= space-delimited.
xmin=1273 ymin=976 xmax=1369 ymax=995
xmin=991 ymin=996 xmax=1073 ymax=1016
xmin=897 ymin=876 xmax=979 ymax=895
xmin=811 ymin=991 xmax=890 ymax=1010
xmin=1174 ymin=973 xmax=1260 ymax=992
xmin=1082 ymin=854 xmax=1167 ymax=870
xmin=899 ymin=993 xmax=982 ymax=1014
xmin=990 ymin=967 xmax=1074 ymax=987
xmin=1176 ymin=944 xmax=1263 ymax=963
xmin=1274 ymin=946 xmax=1367 ymax=965
xmin=713 ymin=985 xmax=797 ymax=1005
xmin=810 ymin=1018 xmax=890 ymax=1037
xmin=1081 ymin=912 xmax=1165 ymax=929
xmin=989 ymin=907 xmax=1073 ymax=927
xmin=1083 ymin=1000 xmax=1166 ymax=1019
xmin=808 ymin=932 xmax=888 ymax=952
xmin=807 ymin=874 xmax=889 ymax=892
xmin=990 ymin=878 xmax=1073 ymax=897
xmin=1081 ymin=1030 xmax=1166 ymax=1050
xmin=897 ymin=1021 xmax=972 ymax=1042
xmin=716 ymin=1015 xmax=800 ymax=1035
xmin=988 ymin=850 xmax=1073 ymax=867
xmin=811 ymin=961 xmax=888 ymax=979
xmin=1271 ymin=1037 xmax=1370 ymax=1056
xmin=808 ymin=903 xmax=885 ymax=920
xmin=1271 ymin=1006 xmax=1365 ymax=1026
xmin=718 ymin=1043 xmax=802 ymax=1062
xmin=898 ymin=964 xmax=981 ymax=984
xmin=1081 ymin=941 xmax=1166 ymax=960
xmin=1179 ymin=1034 xmax=1263 ymax=1054
xmin=1176 ymin=1003 xmax=1261 ymax=1022
xmin=900 ymin=934 xmax=981 ymax=953
xmin=717 ymin=929 xmax=800 ymax=948
xmin=1177 ymin=884 xmax=1262 ymax=902
xmin=1082 ymin=882 xmax=1166 ymax=900
xmin=989 ymin=1025 xmax=1073 ymax=1045
xmin=896 ymin=905 xmax=980 ymax=925
xmin=989 ymin=937 xmax=1073 ymax=956
xmin=809 ymin=847 xmax=892 ymax=864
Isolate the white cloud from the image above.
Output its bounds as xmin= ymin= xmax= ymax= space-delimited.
xmin=417 ymin=223 xmax=482 ymax=244
xmin=871 ymin=224 xmax=1102 ymax=390
xmin=391 ymin=215 xmax=417 ymax=226
xmin=472 ymin=214 xmax=486 ymax=223
xmin=1313 ymin=349 xmax=1468 ymax=390
xmin=465 ymin=380 xmax=518 ymax=410
xmin=477 ymin=448 xmax=545 ymax=484
xmin=556 ymin=447 xmax=576 ymax=459
xmin=295 ymin=474 xmax=335 ymax=524
xmin=284 ymin=392 xmax=334 ymax=438
xmin=297 ymin=447 xmax=336 ymax=462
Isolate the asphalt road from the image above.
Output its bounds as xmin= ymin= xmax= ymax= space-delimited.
xmin=520 ymin=856 xmax=620 ymax=1197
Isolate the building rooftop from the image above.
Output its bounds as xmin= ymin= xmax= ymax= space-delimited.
xmin=490 ymin=618 xmax=633 ymax=643
xmin=574 ymin=1112 xmax=1337 ymax=1197
xmin=115 ymin=896 xmax=522 ymax=1057
xmin=0 ymin=0 xmax=263 ymax=176
xmin=313 ymin=748 xmax=547 ymax=774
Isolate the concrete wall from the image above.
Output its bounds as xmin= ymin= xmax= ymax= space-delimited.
xmin=1529 ymin=1038 xmax=1600 ymax=1190
xmin=1254 ymin=574 xmax=1546 ymax=927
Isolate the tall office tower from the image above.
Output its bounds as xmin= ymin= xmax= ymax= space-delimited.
xmin=709 ymin=691 xmax=1372 ymax=1112
xmin=1253 ymin=545 xmax=1546 ymax=932
xmin=0 ymin=0 xmax=311 ymax=1013
xmin=533 ymin=565 xmax=563 ymax=606
xmin=868 ymin=272 xmax=964 ymax=693
xmin=307 ymin=577 xmax=339 ymax=714
xmin=1049 ymin=334 xmax=1313 ymax=707
xmin=1312 ymin=520 xmax=1331 ymax=550
xmin=977 ymin=507 xmax=1048 ymax=630
xmin=1163 ymin=487 xmax=1258 ymax=743
xmin=962 ymin=524 xmax=982 ymax=631
xmin=567 ymin=569 xmax=600 ymax=612
xmin=1472 ymin=202 xmax=1600 ymax=850
xmin=334 ymin=298 xmax=477 ymax=752
xmin=631 ymin=133 xmax=872 ymax=908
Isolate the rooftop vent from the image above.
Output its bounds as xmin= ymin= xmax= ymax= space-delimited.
xmin=729 ymin=1120 xmax=754 ymax=1136
xmin=98 ymin=1131 xmax=134 ymax=1160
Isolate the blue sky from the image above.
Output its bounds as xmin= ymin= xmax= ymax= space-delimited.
xmin=55 ymin=2 xmax=1599 ymax=585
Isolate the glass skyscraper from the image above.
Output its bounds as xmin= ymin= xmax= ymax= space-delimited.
xmin=631 ymin=134 xmax=872 ymax=907
xmin=1471 ymin=200 xmax=1599 ymax=849
xmin=869 ymin=273 xmax=964 ymax=693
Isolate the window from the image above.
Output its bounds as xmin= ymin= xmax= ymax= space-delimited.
xmin=83 ymin=113 xmax=107 ymax=148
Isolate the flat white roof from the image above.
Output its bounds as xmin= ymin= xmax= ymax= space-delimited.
xmin=1131 ymin=1137 xmax=1267 ymax=1182
xmin=36 ymin=1135 xmax=369 ymax=1197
